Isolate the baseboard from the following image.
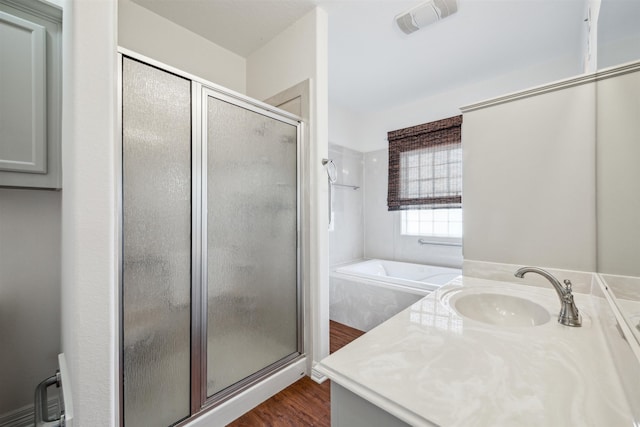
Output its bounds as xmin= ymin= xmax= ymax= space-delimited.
xmin=0 ymin=399 xmax=59 ymax=427
xmin=311 ymin=365 xmax=328 ymax=384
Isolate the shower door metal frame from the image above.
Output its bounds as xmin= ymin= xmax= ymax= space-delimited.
xmin=116 ymin=52 xmax=124 ymax=427
xmin=191 ymin=81 xmax=205 ymax=415
xmin=116 ymin=48 xmax=306 ymax=425
xmin=196 ymin=86 xmax=304 ymax=410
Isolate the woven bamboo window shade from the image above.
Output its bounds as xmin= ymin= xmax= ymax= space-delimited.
xmin=387 ymin=115 xmax=462 ymax=211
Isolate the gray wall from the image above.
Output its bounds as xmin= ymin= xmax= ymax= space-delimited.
xmin=0 ymin=188 xmax=61 ymax=414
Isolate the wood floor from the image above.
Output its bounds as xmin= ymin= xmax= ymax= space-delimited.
xmin=227 ymin=321 xmax=365 ymax=427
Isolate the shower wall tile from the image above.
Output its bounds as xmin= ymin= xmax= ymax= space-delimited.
xmin=363 ymin=149 xmax=394 ymax=261
xmin=329 ymin=144 xmax=364 ymax=266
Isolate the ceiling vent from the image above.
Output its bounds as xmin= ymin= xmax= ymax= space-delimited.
xmin=395 ymin=0 xmax=458 ymax=35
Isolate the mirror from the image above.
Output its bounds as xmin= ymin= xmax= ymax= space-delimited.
xmin=595 ymin=0 xmax=640 ymax=344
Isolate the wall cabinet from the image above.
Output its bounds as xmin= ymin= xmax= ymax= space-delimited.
xmin=0 ymin=0 xmax=62 ymax=189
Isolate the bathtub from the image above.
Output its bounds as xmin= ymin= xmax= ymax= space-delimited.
xmin=330 ymin=259 xmax=461 ymax=332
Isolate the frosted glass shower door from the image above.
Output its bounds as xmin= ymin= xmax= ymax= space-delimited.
xmin=122 ymin=58 xmax=192 ymax=426
xmin=205 ymin=93 xmax=301 ymax=399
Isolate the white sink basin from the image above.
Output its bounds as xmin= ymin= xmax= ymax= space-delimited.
xmin=452 ymin=292 xmax=551 ymax=327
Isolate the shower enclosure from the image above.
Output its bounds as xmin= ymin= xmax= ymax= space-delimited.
xmin=120 ymin=54 xmax=303 ymax=426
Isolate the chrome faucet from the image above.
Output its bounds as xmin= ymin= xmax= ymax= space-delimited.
xmin=514 ymin=267 xmax=582 ymax=327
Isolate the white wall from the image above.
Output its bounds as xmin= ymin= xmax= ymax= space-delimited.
xmin=0 ymin=189 xmax=61 ymax=414
xmin=462 ymin=80 xmax=597 ymax=272
xmin=328 ymin=104 xmax=366 ymax=152
xmin=246 ymin=7 xmax=330 ymax=368
xmin=118 ymin=0 xmax=246 ymax=93
xmin=246 ymin=8 xmax=325 ymax=103
xmin=598 ymin=35 xmax=640 ymax=70
xmin=597 ymin=0 xmax=640 ymax=71
xmin=353 ymin=55 xmax=582 ymax=153
xmin=60 ymin=0 xmax=118 ymax=424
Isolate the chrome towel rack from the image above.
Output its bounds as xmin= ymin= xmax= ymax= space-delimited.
xmin=332 ymin=183 xmax=360 ymax=190
xmin=418 ymin=238 xmax=461 ymax=247
xmin=35 ymin=371 xmax=62 ymax=427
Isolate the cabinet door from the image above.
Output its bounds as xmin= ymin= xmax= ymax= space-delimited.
xmin=0 ymin=1 xmax=61 ymax=190
xmin=0 ymin=11 xmax=47 ymax=174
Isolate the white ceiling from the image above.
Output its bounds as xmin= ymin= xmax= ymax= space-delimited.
xmin=132 ymin=0 xmax=640 ymax=114
xmin=324 ymin=0 xmax=586 ymax=112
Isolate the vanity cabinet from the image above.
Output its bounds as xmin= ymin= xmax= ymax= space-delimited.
xmin=0 ymin=0 xmax=62 ymax=189
xmin=331 ymin=383 xmax=411 ymax=427
xmin=318 ymin=276 xmax=635 ymax=426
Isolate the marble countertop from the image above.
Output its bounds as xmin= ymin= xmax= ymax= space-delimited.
xmin=316 ymin=276 xmax=633 ymax=427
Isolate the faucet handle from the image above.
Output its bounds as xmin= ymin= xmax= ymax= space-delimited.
xmin=562 ymin=279 xmax=577 ymax=305
xmin=563 ymin=279 xmax=573 ymax=292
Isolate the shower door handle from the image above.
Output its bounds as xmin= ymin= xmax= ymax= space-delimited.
xmin=35 ymin=371 xmax=63 ymax=427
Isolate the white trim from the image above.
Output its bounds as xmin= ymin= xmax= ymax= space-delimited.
xmin=183 ymin=358 xmax=307 ymax=427
xmin=596 ymin=275 xmax=640 ymax=363
xmin=311 ymin=365 xmax=329 ymax=384
xmin=58 ymin=353 xmax=74 ymax=427
xmin=461 ymin=60 xmax=640 ymax=113
xmin=0 ymin=0 xmax=61 ymax=22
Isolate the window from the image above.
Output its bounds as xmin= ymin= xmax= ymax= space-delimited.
xmin=387 ymin=115 xmax=462 ymax=239
xmin=401 ymin=208 xmax=462 ymax=238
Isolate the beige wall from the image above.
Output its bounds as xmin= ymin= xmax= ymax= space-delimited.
xmin=118 ymin=0 xmax=246 ymax=93
xmin=462 ymin=79 xmax=597 ymax=272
